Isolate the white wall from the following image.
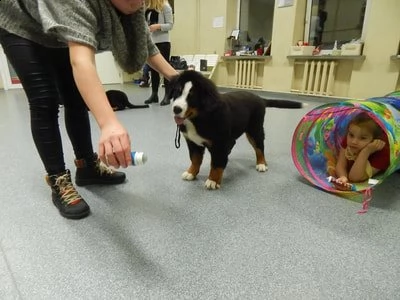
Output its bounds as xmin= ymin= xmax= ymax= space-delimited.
xmin=95 ymin=51 xmax=123 ymax=85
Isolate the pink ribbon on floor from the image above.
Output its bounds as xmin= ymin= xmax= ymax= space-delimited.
xmin=357 ymin=187 xmax=372 ymax=214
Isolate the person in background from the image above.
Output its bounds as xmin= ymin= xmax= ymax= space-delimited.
xmin=334 ymin=112 xmax=389 ymax=189
xmin=144 ymin=0 xmax=174 ymax=106
xmin=315 ymin=0 xmax=327 ymax=46
xmin=139 ymin=63 xmax=151 ymax=87
xmin=0 ymin=0 xmax=178 ymax=219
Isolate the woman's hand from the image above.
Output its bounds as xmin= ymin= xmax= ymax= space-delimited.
xmin=98 ymin=120 xmax=132 ymax=168
xmin=149 ymin=24 xmax=160 ymax=32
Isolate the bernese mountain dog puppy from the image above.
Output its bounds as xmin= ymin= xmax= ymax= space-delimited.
xmin=168 ymin=70 xmax=305 ymax=189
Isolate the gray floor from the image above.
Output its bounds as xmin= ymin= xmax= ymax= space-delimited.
xmin=1 ymin=83 xmax=400 ymax=300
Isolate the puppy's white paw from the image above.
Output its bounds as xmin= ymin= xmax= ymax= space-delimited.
xmin=182 ymin=171 xmax=196 ymax=181
xmin=256 ymin=164 xmax=268 ymax=172
xmin=204 ymin=179 xmax=220 ymax=190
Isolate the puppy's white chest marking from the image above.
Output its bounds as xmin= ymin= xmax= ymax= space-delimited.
xmin=183 ymin=120 xmax=208 ymax=146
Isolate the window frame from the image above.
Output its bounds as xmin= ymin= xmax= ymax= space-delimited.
xmin=303 ymin=0 xmax=370 ymax=47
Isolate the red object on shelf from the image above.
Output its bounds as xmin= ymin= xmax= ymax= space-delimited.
xmin=11 ymin=77 xmax=20 ymax=84
xmin=224 ymin=50 xmax=233 ymax=56
xmin=312 ymin=46 xmax=321 ymax=55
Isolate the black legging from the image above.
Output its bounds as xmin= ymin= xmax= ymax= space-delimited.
xmin=0 ymin=32 xmax=94 ymax=175
xmin=150 ymin=42 xmax=171 ymax=94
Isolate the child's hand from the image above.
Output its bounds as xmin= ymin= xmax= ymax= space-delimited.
xmin=364 ymin=139 xmax=385 ymax=155
xmin=333 ymin=176 xmax=353 ymax=191
xmin=336 ymin=176 xmax=348 ymax=184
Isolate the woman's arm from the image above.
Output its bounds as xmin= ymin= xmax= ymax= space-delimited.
xmin=68 ymin=42 xmax=131 ymax=168
xmin=147 ymin=52 xmax=179 ymax=81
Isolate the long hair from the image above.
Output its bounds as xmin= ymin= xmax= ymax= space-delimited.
xmin=145 ymin=0 xmax=168 ymax=12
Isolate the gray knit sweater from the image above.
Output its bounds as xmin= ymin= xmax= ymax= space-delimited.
xmin=0 ymin=0 xmax=159 ymax=73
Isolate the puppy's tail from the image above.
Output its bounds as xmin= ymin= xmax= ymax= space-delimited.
xmin=263 ymin=98 xmax=305 ymax=109
xmin=126 ymin=102 xmax=149 ymax=109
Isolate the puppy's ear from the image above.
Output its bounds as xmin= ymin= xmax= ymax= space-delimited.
xmin=165 ymin=73 xmax=181 ymax=101
xmin=194 ymin=74 xmax=221 ymax=112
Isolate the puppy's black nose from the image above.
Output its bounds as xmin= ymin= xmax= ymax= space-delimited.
xmin=173 ymin=106 xmax=182 ymax=115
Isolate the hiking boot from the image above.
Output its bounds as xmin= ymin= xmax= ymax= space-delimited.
xmin=144 ymin=94 xmax=159 ymax=104
xmin=74 ymin=153 xmax=126 ymax=186
xmin=46 ymin=170 xmax=90 ymax=219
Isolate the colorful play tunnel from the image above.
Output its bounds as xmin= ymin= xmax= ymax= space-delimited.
xmin=291 ymin=91 xmax=400 ymax=199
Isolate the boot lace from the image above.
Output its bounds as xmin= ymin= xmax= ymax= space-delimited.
xmin=96 ymin=160 xmax=115 ymax=176
xmin=55 ymin=174 xmax=82 ymax=206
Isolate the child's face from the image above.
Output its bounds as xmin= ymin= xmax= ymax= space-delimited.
xmin=346 ymin=124 xmax=374 ymax=154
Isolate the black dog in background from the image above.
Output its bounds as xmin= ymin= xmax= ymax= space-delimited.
xmin=106 ymin=90 xmax=149 ymax=111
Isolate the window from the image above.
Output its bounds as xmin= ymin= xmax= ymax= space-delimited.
xmin=236 ymin=0 xmax=275 ymax=52
xmin=305 ymin=0 xmax=367 ymax=48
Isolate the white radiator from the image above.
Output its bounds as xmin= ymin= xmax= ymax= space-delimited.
xmin=234 ymin=59 xmax=261 ymax=89
xmin=295 ymin=60 xmax=337 ymax=96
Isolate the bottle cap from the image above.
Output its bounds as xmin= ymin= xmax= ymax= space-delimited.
xmin=131 ymin=151 xmax=147 ymax=165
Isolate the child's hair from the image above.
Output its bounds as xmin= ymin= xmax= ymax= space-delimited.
xmin=348 ymin=112 xmax=384 ymax=139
